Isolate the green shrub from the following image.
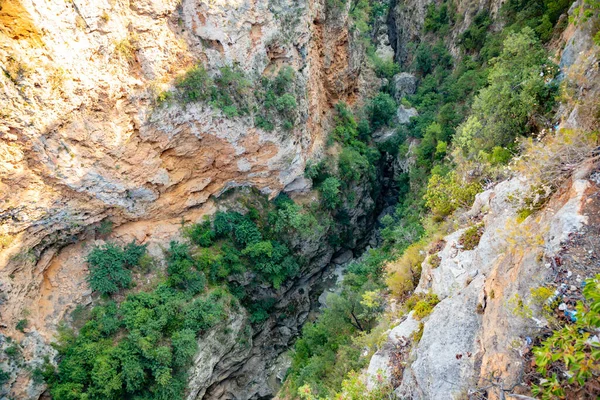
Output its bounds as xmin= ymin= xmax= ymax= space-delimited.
xmin=459 ymin=11 xmax=492 ymax=52
xmin=184 ymin=219 xmax=215 ymax=247
xmin=16 ymin=319 xmax=28 ymax=332
xmin=532 ymin=274 xmax=600 ymax=398
xmin=338 ymin=147 xmax=372 ymax=183
xmin=47 ymin=285 xmax=228 ymax=400
xmin=429 ymin=254 xmax=441 ymax=268
xmin=175 ymin=65 xmax=211 ymax=103
xmin=368 ymin=93 xmax=397 ymax=130
xmin=320 ymin=177 xmax=342 ymax=209
xmin=86 ymin=242 xmax=146 ymax=295
xmin=0 ymin=368 xmax=10 ymax=385
xmin=424 ymin=1 xmax=454 ymax=34
xmin=166 ymin=241 xmax=206 ymax=294
xmin=459 ymin=223 xmax=484 ymax=250
xmin=455 ymin=28 xmax=559 ymax=158
xmin=5 ymin=344 xmax=20 ymax=359
xmin=424 ymin=172 xmax=481 ymax=218
xmin=411 ymin=294 xmax=440 ymax=320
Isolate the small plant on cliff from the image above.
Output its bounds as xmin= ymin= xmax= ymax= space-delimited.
xmin=458 ymin=223 xmax=484 ymax=251
xmin=532 ymin=274 xmax=600 ymax=398
xmin=0 ymin=368 xmax=9 ymax=385
xmin=86 ymin=241 xmax=146 ymax=295
xmin=428 ymin=254 xmax=442 ymax=268
xmin=16 ymin=319 xmax=28 ymax=332
xmin=412 ymin=293 xmax=440 ymax=320
xmin=424 ymin=171 xmax=481 ymax=218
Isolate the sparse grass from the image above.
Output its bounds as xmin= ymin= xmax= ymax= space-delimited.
xmin=114 ymin=37 xmax=136 ymax=62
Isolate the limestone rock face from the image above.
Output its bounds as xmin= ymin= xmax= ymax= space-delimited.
xmin=0 ymin=0 xmax=371 ymax=398
xmin=0 ymin=0 xmax=359 ymax=335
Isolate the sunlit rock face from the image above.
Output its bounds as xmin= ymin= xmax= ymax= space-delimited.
xmin=0 ymin=0 xmax=369 ymax=393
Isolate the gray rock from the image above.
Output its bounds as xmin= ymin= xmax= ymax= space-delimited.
xmin=366 ymin=313 xmax=420 ymax=389
xmin=397 ymin=276 xmax=484 ymax=399
xmin=332 ymin=249 xmax=353 ymax=265
xmin=396 ymin=104 xmax=418 ymax=124
xmin=284 ymin=176 xmax=312 ymax=195
xmin=393 ymin=72 xmax=417 ymax=100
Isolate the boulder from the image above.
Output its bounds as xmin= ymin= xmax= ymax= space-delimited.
xmin=396 ymin=104 xmax=418 ymax=124
xmin=393 ymin=73 xmax=417 ymax=100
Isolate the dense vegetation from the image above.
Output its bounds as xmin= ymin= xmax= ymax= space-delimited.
xmin=158 ymin=65 xmax=299 ymax=131
xmin=532 ymin=274 xmax=600 ymax=398
xmin=284 ymin=0 xmax=585 ymax=398
xmin=44 ymin=241 xmax=230 ymax=400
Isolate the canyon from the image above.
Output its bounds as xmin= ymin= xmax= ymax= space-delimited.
xmin=1 ymin=0 xmax=599 ymax=399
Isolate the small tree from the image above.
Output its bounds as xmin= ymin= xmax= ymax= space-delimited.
xmin=320 ymin=177 xmax=342 ymax=209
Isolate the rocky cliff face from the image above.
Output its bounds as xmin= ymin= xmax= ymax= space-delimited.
xmin=0 ymin=0 xmax=362 ymax=340
xmin=366 ymin=3 xmax=600 ymax=397
xmin=0 ymin=0 xmax=377 ymax=398
xmin=387 ymin=0 xmax=504 ymax=65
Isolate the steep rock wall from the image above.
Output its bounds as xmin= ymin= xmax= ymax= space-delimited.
xmin=0 ymin=0 xmax=366 ymax=337
xmin=0 ymin=0 xmax=378 ymax=398
xmin=366 ymin=5 xmax=600 ymax=398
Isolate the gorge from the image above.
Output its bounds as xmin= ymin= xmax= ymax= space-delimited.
xmin=1 ymin=0 xmax=599 ymax=399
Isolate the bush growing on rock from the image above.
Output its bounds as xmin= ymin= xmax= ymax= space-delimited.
xmin=424 ymin=171 xmax=481 ymax=218
xmin=458 ymin=223 xmax=484 ymax=250
xmin=532 ymin=274 xmax=600 ymax=398
xmin=320 ymin=177 xmax=342 ymax=209
xmin=86 ymin=241 xmax=146 ymax=296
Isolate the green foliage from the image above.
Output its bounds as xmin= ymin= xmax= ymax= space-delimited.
xmin=338 ymin=147 xmax=372 ymax=183
xmin=532 ymin=274 xmax=600 ymax=398
xmin=424 ymin=172 xmax=481 ymax=218
xmin=0 ymin=368 xmax=10 ymax=385
xmin=166 ymin=241 xmax=206 ymax=294
xmin=285 ymin=250 xmax=389 ymax=397
xmin=458 ymin=223 xmax=485 ymax=250
xmin=184 ymin=218 xmax=215 ymax=247
xmin=412 ymin=294 xmax=440 ymax=320
xmin=424 ymin=0 xmax=455 ymax=34
xmin=170 ymin=64 xmax=298 ymax=129
xmin=16 ymin=318 xmax=28 ymax=332
xmin=46 ymin=281 xmax=228 ymax=400
xmin=459 ymin=11 xmax=492 ymax=52
xmin=270 ymin=197 xmax=327 ymax=240
xmin=320 ymin=177 xmax=342 ymax=209
xmin=86 ymin=242 xmax=147 ymax=296
xmin=367 ymin=46 xmax=400 ymax=79
xmin=455 ymin=28 xmax=559 ymax=158
xmin=175 ymin=65 xmax=211 ymax=103
xmin=256 ymin=66 xmax=298 ymax=130
xmin=5 ymin=344 xmax=20 ymax=359
xmin=368 ymin=93 xmax=396 ymax=130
